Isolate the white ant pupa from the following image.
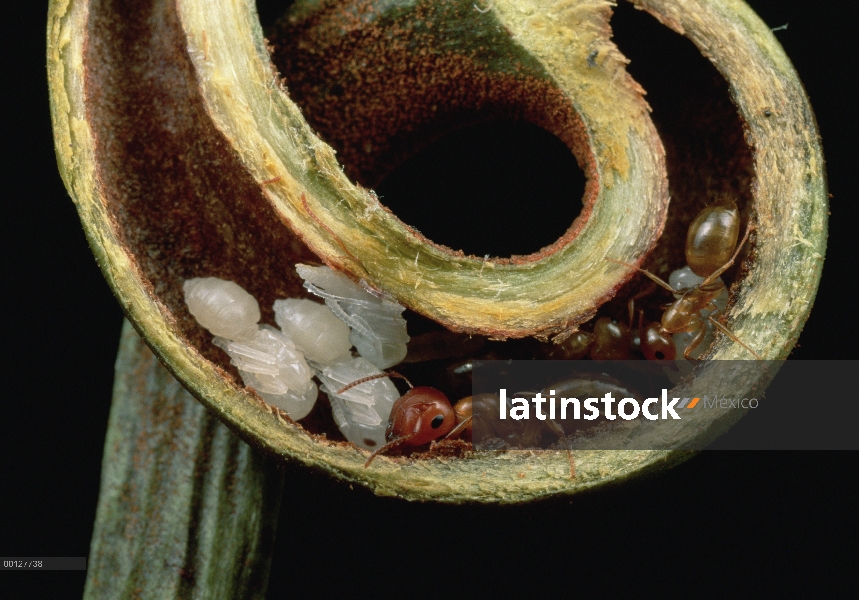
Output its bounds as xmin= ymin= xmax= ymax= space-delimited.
xmin=184 ymin=278 xmax=318 ymax=419
xmin=273 ymin=298 xmax=352 ymax=365
xmin=315 ymin=355 xmax=400 ymax=450
xmin=184 ymin=267 xmax=411 ymax=446
xmin=296 ymin=264 xmax=409 ymax=369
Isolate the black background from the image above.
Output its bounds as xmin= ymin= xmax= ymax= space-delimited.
xmin=3 ymin=1 xmax=856 ymax=597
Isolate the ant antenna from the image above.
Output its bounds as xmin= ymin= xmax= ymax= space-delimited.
xmin=336 ymin=371 xmax=413 ymax=395
xmin=363 ymin=432 xmax=418 ymax=468
xmin=443 ymin=415 xmax=473 ymax=440
xmin=606 ymin=257 xmax=676 ymax=295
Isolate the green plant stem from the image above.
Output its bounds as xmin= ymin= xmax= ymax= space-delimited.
xmin=84 ymin=320 xmax=284 ymax=599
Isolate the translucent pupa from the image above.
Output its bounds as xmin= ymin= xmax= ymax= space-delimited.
xmin=296 ymin=264 xmax=409 ymax=369
xmin=184 ymin=277 xmax=318 ymax=419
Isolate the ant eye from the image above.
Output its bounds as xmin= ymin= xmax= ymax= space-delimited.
xmin=430 ymin=414 xmax=445 ymax=429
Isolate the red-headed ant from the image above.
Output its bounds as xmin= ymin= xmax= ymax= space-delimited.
xmin=336 ymin=373 xmax=472 ymax=467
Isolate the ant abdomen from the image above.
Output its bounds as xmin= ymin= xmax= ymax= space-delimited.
xmin=685 ymin=197 xmax=740 ymax=277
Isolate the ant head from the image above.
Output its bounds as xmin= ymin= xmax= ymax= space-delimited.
xmin=386 ymin=387 xmax=456 ymax=446
xmin=641 ymin=322 xmax=677 ymax=361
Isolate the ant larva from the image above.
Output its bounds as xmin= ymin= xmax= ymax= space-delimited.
xmin=609 ymin=197 xmax=762 ymax=361
xmin=336 ymin=373 xmax=472 ymax=467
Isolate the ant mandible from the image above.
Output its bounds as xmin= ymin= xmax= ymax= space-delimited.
xmin=336 ymin=374 xmax=472 ymax=467
xmin=609 ymin=197 xmax=762 ymax=361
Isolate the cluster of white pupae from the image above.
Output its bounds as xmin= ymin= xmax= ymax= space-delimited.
xmin=183 ymin=265 xmax=409 ymax=450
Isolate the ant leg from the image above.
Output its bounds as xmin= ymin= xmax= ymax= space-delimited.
xmin=546 ymin=419 xmax=575 ymax=479
xmin=701 ymin=221 xmax=755 ymax=287
xmin=682 ymin=318 xmax=708 ymax=361
xmin=337 ymin=371 xmax=413 ymax=394
xmin=626 ymin=281 xmax=658 ymax=330
xmin=707 ymin=315 xmax=763 ymax=360
xmin=363 ymin=432 xmax=418 ymax=467
xmin=606 ymin=258 xmax=676 ymax=294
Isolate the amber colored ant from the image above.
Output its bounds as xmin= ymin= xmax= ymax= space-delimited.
xmin=336 ymin=373 xmax=472 ymax=467
xmin=610 ymin=197 xmax=762 ymax=361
